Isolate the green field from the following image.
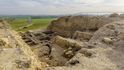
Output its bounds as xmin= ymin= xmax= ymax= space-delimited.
xmin=10 ymin=18 xmax=56 ymax=32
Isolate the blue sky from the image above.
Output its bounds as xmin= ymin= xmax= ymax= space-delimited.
xmin=0 ymin=0 xmax=124 ymax=15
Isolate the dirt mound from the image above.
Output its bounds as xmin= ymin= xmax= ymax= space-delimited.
xmin=47 ymin=16 xmax=121 ymax=37
xmin=89 ymin=21 xmax=124 ymax=70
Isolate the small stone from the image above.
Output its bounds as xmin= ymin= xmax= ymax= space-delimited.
xmin=79 ymin=49 xmax=93 ymax=58
xmin=102 ymin=37 xmax=113 ymax=44
xmin=87 ymin=44 xmax=95 ymax=49
xmin=106 ymin=25 xmax=115 ymax=30
xmin=35 ymin=67 xmax=41 ymax=70
xmin=63 ymin=50 xmax=74 ymax=58
xmin=68 ymin=47 xmax=72 ymax=50
xmin=69 ymin=60 xmax=80 ymax=65
xmin=0 ymin=39 xmax=6 ymax=46
xmin=84 ymin=52 xmax=93 ymax=57
xmin=15 ymin=60 xmax=31 ymax=69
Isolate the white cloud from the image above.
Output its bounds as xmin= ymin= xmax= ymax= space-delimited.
xmin=106 ymin=0 xmax=124 ymax=6
xmin=0 ymin=0 xmax=124 ymax=15
xmin=72 ymin=0 xmax=104 ymax=4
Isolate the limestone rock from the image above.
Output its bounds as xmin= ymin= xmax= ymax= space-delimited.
xmin=102 ymin=37 xmax=113 ymax=44
xmin=73 ymin=31 xmax=93 ymax=41
xmin=52 ymin=36 xmax=83 ymax=50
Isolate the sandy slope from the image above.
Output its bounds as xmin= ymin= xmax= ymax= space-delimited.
xmin=0 ymin=21 xmax=47 ymax=70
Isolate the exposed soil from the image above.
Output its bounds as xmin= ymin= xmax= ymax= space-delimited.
xmin=0 ymin=21 xmax=47 ymax=70
xmin=1 ymin=15 xmax=124 ymax=70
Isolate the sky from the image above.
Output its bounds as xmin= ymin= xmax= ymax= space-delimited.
xmin=0 ymin=0 xmax=124 ymax=15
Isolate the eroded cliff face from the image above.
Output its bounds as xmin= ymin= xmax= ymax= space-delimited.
xmin=47 ymin=16 xmax=121 ymax=37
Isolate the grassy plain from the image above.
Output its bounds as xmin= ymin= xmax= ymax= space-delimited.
xmin=10 ymin=18 xmax=55 ymax=32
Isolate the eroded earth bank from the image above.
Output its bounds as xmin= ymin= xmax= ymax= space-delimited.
xmin=0 ymin=15 xmax=124 ymax=70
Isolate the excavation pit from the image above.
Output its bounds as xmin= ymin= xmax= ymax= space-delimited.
xmin=21 ymin=31 xmax=82 ymax=67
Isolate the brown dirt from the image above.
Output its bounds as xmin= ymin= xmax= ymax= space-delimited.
xmin=0 ymin=20 xmax=47 ymax=70
xmin=1 ymin=15 xmax=124 ymax=70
